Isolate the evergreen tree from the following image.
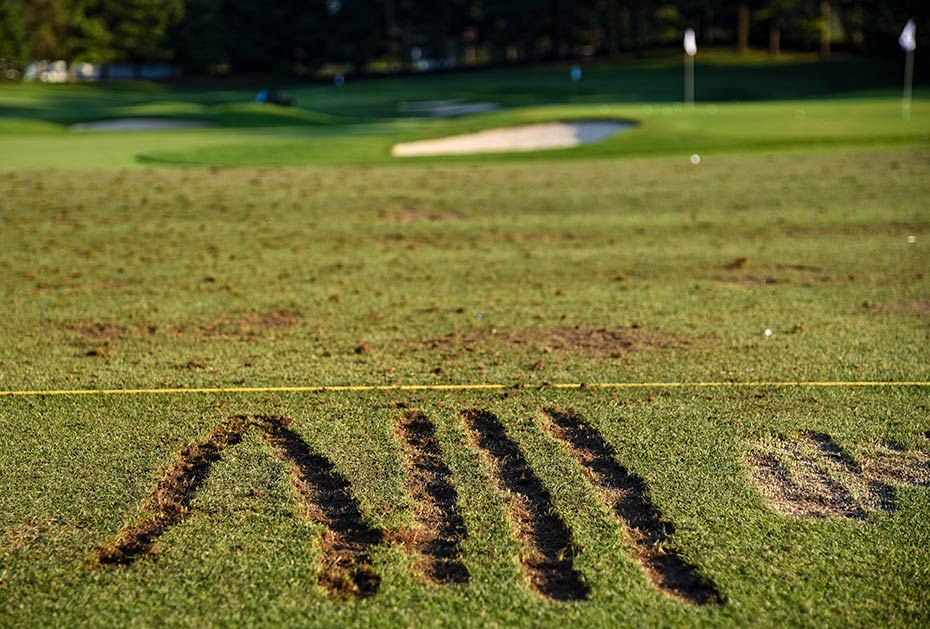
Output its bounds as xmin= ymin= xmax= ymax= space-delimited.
xmin=92 ymin=0 xmax=184 ymax=62
xmin=24 ymin=0 xmax=72 ymax=59
xmin=167 ymin=0 xmax=226 ymax=72
xmin=8 ymin=0 xmax=928 ymax=75
xmin=0 ymin=0 xmax=27 ymax=64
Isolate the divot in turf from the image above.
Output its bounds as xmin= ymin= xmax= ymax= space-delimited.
xmin=746 ymin=431 xmax=929 ymax=519
xmin=257 ymin=415 xmax=383 ymax=598
xmin=462 ymin=408 xmax=589 ymax=601
xmin=96 ymin=415 xmax=247 ymax=566
xmin=541 ymin=409 xmax=722 ymax=606
xmin=391 ymin=410 xmax=469 ymax=585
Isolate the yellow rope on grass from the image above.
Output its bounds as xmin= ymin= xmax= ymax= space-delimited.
xmin=0 ymin=381 xmax=928 ymax=397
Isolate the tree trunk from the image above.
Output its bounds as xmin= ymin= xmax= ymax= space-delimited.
xmin=737 ymin=4 xmax=750 ymax=53
xmin=769 ymin=26 xmax=780 ymax=57
xmin=820 ymin=1 xmax=831 ymax=58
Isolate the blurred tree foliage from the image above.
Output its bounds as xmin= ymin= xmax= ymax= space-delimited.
xmin=2 ymin=0 xmax=928 ymax=74
xmin=0 ymin=0 xmax=27 ymax=63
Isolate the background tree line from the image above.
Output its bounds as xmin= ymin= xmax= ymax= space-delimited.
xmin=1 ymin=0 xmax=927 ymax=76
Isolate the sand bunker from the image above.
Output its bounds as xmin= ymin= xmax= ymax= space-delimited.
xmin=392 ymin=120 xmax=633 ymax=157
xmin=72 ymin=118 xmax=212 ymax=132
xmin=398 ymin=100 xmax=500 ymax=117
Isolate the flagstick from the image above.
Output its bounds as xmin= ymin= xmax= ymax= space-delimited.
xmin=685 ymin=54 xmax=694 ymax=108
xmin=903 ymin=48 xmax=914 ymax=121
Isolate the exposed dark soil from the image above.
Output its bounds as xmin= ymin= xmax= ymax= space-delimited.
xmin=2 ymin=518 xmax=61 ymax=551
xmin=256 ymin=415 xmax=383 ymax=598
xmin=96 ymin=416 xmax=247 ymax=565
xmin=542 ymin=409 xmax=722 ymax=606
xmin=717 ymin=264 xmax=850 ymax=287
xmin=66 ymin=322 xmax=132 ymax=342
xmin=462 ymin=408 xmax=589 ymax=601
xmin=422 ymin=326 xmax=685 ymax=360
xmin=184 ymin=310 xmax=302 ymax=340
xmin=391 ymin=410 xmax=469 ymax=584
xmin=374 ymin=230 xmax=590 ymax=249
xmin=379 ymin=207 xmax=463 ymax=222
xmin=861 ymin=441 xmax=930 ymax=487
xmin=746 ymin=432 xmax=897 ymax=519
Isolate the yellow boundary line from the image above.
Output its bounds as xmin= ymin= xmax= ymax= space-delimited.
xmin=0 ymin=381 xmax=928 ymax=397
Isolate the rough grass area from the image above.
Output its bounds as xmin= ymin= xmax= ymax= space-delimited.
xmin=1 ymin=150 xmax=927 ymax=392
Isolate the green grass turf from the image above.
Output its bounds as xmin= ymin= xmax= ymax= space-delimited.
xmin=1 ymin=388 xmax=928 ymax=626
xmin=1 ymin=52 xmax=929 ymax=626
xmin=1 ymin=148 xmax=928 ymax=627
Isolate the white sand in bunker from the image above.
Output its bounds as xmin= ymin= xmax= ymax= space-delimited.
xmin=72 ymin=118 xmax=213 ymax=131
xmin=392 ymin=120 xmax=634 ymax=157
xmin=398 ymin=100 xmax=500 ymax=117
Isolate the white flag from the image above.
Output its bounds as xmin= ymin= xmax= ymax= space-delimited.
xmin=684 ymin=29 xmax=697 ymax=57
xmin=900 ymin=19 xmax=916 ymax=53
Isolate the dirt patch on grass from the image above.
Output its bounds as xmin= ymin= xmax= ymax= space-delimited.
xmin=66 ymin=322 xmax=133 ymax=342
xmin=374 ymin=230 xmax=589 ymax=249
xmin=423 ymin=326 xmax=685 ymax=360
xmin=462 ymin=408 xmax=588 ymax=601
xmin=96 ymin=416 xmax=247 ymax=565
xmin=542 ymin=409 xmax=722 ymax=606
xmin=258 ymin=415 xmax=383 ymax=597
xmin=861 ymin=441 xmax=930 ymax=486
xmin=2 ymin=518 xmax=62 ymax=551
xmin=378 ymin=207 xmax=463 ymax=223
xmin=743 ymin=432 xmax=923 ymax=519
xmin=717 ymin=264 xmax=851 ymax=287
xmin=390 ymin=410 xmax=469 ymax=584
xmin=181 ymin=309 xmax=302 ymax=340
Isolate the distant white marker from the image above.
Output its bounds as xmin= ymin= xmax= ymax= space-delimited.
xmin=690 ymin=153 xmax=701 ymax=165
xmin=907 ymin=235 xmax=916 ymax=243
xmin=764 ymin=328 xmax=773 ymax=337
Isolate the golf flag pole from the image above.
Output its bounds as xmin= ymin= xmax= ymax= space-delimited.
xmin=684 ymin=29 xmax=697 ymax=108
xmin=900 ymin=19 xmax=916 ymax=121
